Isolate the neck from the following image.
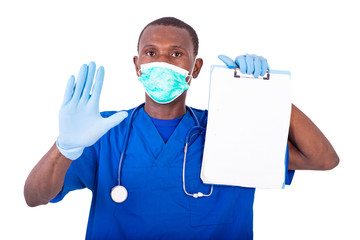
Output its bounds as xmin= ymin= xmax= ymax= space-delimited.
xmin=144 ymin=94 xmax=187 ymax=120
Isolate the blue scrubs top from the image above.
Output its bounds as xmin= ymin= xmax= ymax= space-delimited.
xmin=51 ymin=105 xmax=294 ymax=239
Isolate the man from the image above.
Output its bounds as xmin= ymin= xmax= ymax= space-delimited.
xmin=24 ymin=17 xmax=339 ymax=239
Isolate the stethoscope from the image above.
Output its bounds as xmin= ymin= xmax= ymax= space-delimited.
xmin=110 ymin=103 xmax=213 ymax=203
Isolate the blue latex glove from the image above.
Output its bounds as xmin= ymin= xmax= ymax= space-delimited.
xmin=218 ymin=54 xmax=269 ymax=78
xmin=56 ymin=62 xmax=128 ymax=160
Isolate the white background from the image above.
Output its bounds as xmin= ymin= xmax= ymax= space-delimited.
xmin=1 ymin=0 xmax=359 ymax=239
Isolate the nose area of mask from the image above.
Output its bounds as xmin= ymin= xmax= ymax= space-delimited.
xmin=140 ymin=62 xmax=189 ymax=76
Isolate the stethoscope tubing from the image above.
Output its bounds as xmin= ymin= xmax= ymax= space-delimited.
xmin=117 ymin=103 xmax=145 ymax=186
xmin=114 ymin=103 xmax=213 ymax=202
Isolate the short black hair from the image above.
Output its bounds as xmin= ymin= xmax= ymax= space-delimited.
xmin=137 ymin=17 xmax=199 ymax=56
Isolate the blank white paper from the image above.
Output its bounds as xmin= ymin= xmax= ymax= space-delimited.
xmin=201 ymin=66 xmax=292 ymax=189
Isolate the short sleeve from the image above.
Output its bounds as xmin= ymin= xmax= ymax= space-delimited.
xmin=284 ymin=143 xmax=295 ymax=185
xmin=50 ymin=145 xmax=98 ymax=203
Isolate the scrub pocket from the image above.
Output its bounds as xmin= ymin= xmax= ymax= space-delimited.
xmin=188 ymin=174 xmax=240 ymax=227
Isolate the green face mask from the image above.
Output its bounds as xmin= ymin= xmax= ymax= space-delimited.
xmin=138 ymin=62 xmax=194 ymax=104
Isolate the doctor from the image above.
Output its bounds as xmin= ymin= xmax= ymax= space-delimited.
xmin=24 ymin=17 xmax=339 ymax=239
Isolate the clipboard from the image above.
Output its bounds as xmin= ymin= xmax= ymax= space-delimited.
xmin=200 ymin=65 xmax=292 ymax=189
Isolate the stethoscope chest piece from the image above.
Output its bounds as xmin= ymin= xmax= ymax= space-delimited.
xmin=111 ymin=185 xmax=128 ymax=203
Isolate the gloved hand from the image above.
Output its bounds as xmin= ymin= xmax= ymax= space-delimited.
xmin=218 ymin=54 xmax=269 ymax=78
xmin=56 ymin=62 xmax=128 ymax=160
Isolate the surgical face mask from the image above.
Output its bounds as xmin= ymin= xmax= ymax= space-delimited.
xmin=138 ymin=61 xmax=195 ymax=104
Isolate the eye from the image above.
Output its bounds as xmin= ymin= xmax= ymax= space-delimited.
xmin=146 ymin=51 xmax=156 ymax=57
xmin=171 ymin=52 xmax=182 ymax=58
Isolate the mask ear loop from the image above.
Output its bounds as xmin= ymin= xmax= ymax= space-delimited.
xmin=186 ymin=60 xmax=197 ymax=84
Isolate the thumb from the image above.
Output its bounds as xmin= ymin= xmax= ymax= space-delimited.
xmin=218 ymin=55 xmax=237 ymax=69
xmin=104 ymin=111 xmax=128 ymax=129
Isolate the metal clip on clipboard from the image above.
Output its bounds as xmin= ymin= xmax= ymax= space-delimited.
xmin=234 ymin=68 xmax=270 ymax=80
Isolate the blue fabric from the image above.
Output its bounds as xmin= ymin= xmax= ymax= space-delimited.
xmin=51 ymin=105 xmax=294 ymax=239
xmin=150 ymin=116 xmax=183 ymax=143
xmin=285 ymin=144 xmax=295 ymax=185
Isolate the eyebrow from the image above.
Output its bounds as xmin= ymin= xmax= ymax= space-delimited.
xmin=170 ymin=45 xmax=186 ymax=50
xmin=142 ymin=44 xmax=156 ymax=49
xmin=141 ymin=44 xmax=187 ymax=51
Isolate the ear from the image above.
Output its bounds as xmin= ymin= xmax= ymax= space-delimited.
xmin=133 ymin=56 xmax=140 ymax=77
xmin=192 ymin=58 xmax=203 ymax=79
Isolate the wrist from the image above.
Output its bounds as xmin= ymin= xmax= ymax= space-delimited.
xmin=56 ymin=138 xmax=84 ymax=160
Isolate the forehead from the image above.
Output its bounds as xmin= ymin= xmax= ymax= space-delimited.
xmin=139 ymin=25 xmax=193 ymax=52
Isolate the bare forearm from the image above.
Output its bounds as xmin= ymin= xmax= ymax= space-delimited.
xmin=288 ymin=104 xmax=339 ymax=170
xmin=24 ymin=142 xmax=72 ymax=207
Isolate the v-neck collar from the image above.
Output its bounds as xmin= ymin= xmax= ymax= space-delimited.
xmin=133 ymin=107 xmax=198 ymax=167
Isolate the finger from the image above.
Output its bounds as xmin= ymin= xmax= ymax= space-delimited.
xmin=104 ymin=111 xmax=128 ymax=129
xmin=218 ymin=55 xmax=237 ymax=69
xmin=81 ymin=61 xmax=96 ymax=100
xmin=62 ymin=75 xmax=75 ymax=104
xmin=260 ymin=57 xmax=269 ymax=76
xmin=90 ymin=66 xmax=105 ymax=103
xmin=245 ymin=54 xmax=254 ymax=75
xmin=72 ymin=64 xmax=88 ymax=101
xmin=235 ymin=55 xmax=247 ymax=74
xmin=253 ymin=56 xmax=261 ymax=78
